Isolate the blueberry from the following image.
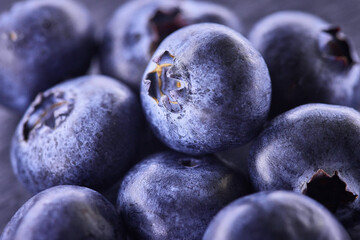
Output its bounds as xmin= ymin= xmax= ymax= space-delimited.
xmin=203 ymin=191 xmax=350 ymax=240
xmin=11 ymin=75 xmax=143 ymax=193
xmin=100 ymin=0 xmax=242 ymax=89
xmin=0 ymin=0 xmax=96 ymax=112
xmin=1 ymin=185 xmax=125 ymax=240
xmin=248 ymin=11 xmax=360 ymax=117
xmin=117 ymin=151 xmax=250 ymax=240
xmin=140 ymin=23 xmax=271 ymax=155
xmin=248 ymin=103 xmax=360 ymax=238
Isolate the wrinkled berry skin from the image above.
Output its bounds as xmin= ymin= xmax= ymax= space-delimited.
xmin=0 ymin=0 xmax=96 ymax=112
xmin=1 ymin=185 xmax=125 ymax=240
xmin=11 ymin=75 xmax=143 ymax=194
xmin=249 ymin=11 xmax=360 ymax=117
xmin=117 ymin=151 xmax=250 ymax=240
xmin=100 ymin=0 xmax=242 ymax=89
xmin=248 ymin=103 xmax=360 ymax=239
xmin=203 ymin=191 xmax=350 ymax=240
xmin=140 ymin=23 xmax=271 ymax=155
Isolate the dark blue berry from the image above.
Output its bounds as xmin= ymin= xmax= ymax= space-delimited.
xmin=203 ymin=191 xmax=350 ymax=240
xmin=248 ymin=103 xmax=360 ymax=238
xmin=1 ymin=185 xmax=125 ymax=240
xmin=100 ymin=0 xmax=242 ymax=89
xmin=0 ymin=0 xmax=96 ymax=112
xmin=249 ymin=11 xmax=360 ymax=117
xmin=117 ymin=151 xmax=250 ymax=240
xmin=11 ymin=75 xmax=143 ymax=193
xmin=141 ymin=23 xmax=271 ymax=155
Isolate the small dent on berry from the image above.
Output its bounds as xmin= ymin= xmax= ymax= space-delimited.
xmin=144 ymin=51 xmax=187 ymax=113
xmin=23 ymin=91 xmax=74 ymax=141
xmin=149 ymin=7 xmax=187 ymax=55
xmin=180 ymin=159 xmax=199 ymax=168
xmin=303 ymin=169 xmax=358 ymax=213
xmin=133 ymin=33 xmax=141 ymax=42
xmin=318 ymin=26 xmax=355 ymax=69
xmin=42 ymin=19 xmax=54 ymax=31
xmin=9 ymin=31 xmax=18 ymax=42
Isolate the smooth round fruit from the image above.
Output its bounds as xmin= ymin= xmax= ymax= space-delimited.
xmin=248 ymin=103 xmax=360 ymax=238
xmin=117 ymin=151 xmax=250 ymax=240
xmin=140 ymin=23 xmax=271 ymax=155
xmin=100 ymin=0 xmax=242 ymax=89
xmin=0 ymin=0 xmax=96 ymax=112
xmin=1 ymin=185 xmax=125 ymax=240
xmin=11 ymin=75 xmax=143 ymax=193
xmin=249 ymin=11 xmax=360 ymax=117
xmin=203 ymin=191 xmax=350 ymax=240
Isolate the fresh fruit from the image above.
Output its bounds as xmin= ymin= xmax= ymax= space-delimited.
xmin=203 ymin=191 xmax=350 ymax=240
xmin=11 ymin=75 xmax=143 ymax=193
xmin=248 ymin=11 xmax=360 ymax=117
xmin=117 ymin=151 xmax=250 ymax=240
xmin=248 ymin=103 xmax=360 ymax=238
xmin=100 ymin=0 xmax=242 ymax=89
xmin=1 ymin=185 xmax=125 ymax=240
xmin=0 ymin=0 xmax=96 ymax=112
xmin=140 ymin=23 xmax=271 ymax=155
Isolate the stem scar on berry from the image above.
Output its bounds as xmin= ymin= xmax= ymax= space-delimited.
xmin=144 ymin=51 xmax=187 ymax=113
xmin=149 ymin=7 xmax=187 ymax=55
xmin=303 ymin=169 xmax=358 ymax=213
xmin=180 ymin=158 xmax=199 ymax=168
xmin=22 ymin=92 xmax=74 ymax=141
xmin=9 ymin=31 xmax=18 ymax=42
xmin=318 ymin=26 xmax=357 ymax=69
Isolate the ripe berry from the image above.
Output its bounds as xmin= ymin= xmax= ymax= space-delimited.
xmin=204 ymin=191 xmax=350 ymax=240
xmin=249 ymin=11 xmax=360 ymax=117
xmin=0 ymin=0 xmax=96 ymax=112
xmin=117 ymin=151 xmax=250 ymax=240
xmin=1 ymin=185 xmax=125 ymax=240
xmin=100 ymin=0 xmax=242 ymax=89
xmin=141 ymin=23 xmax=271 ymax=155
xmin=248 ymin=103 xmax=360 ymax=238
xmin=11 ymin=75 xmax=143 ymax=193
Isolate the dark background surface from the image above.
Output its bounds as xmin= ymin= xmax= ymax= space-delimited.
xmin=0 ymin=0 xmax=360 ymax=232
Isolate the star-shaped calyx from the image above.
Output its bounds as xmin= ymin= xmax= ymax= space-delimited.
xmin=303 ymin=169 xmax=358 ymax=213
xmin=23 ymin=91 xmax=74 ymax=141
xmin=149 ymin=7 xmax=187 ymax=55
xmin=144 ymin=51 xmax=187 ymax=113
xmin=318 ymin=26 xmax=357 ymax=70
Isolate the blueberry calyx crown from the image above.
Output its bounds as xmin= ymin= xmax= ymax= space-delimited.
xmin=23 ymin=91 xmax=74 ymax=141
xmin=303 ymin=169 xmax=358 ymax=213
xmin=149 ymin=7 xmax=187 ymax=55
xmin=318 ymin=26 xmax=355 ymax=69
xmin=145 ymin=51 xmax=187 ymax=113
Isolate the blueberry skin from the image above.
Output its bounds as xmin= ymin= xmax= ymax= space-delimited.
xmin=117 ymin=151 xmax=250 ymax=240
xmin=248 ymin=103 xmax=360 ymax=238
xmin=248 ymin=11 xmax=360 ymax=117
xmin=140 ymin=23 xmax=271 ymax=155
xmin=100 ymin=0 xmax=242 ymax=89
xmin=11 ymin=75 xmax=143 ymax=193
xmin=203 ymin=191 xmax=350 ymax=240
xmin=0 ymin=0 xmax=96 ymax=112
xmin=0 ymin=185 xmax=125 ymax=240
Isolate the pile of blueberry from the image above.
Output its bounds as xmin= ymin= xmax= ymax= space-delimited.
xmin=0 ymin=0 xmax=360 ymax=239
